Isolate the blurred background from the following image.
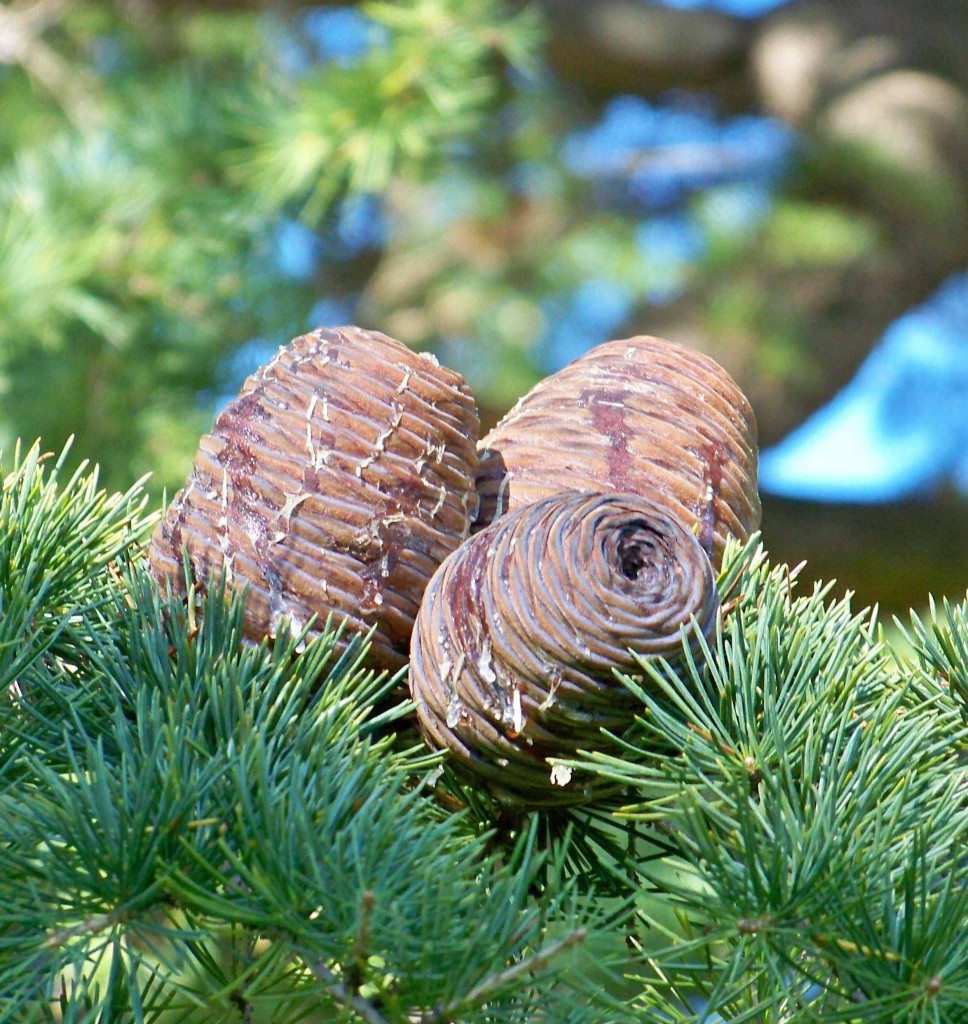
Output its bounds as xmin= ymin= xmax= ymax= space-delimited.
xmin=1 ymin=0 xmax=967 ymax=612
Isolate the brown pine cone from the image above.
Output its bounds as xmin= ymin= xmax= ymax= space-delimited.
xmin=149 ymin=326 xmax=480 ymax=672
xmin=409 ymin=491 xmax=719 ymax=806
xmin=476 ymin=335 xmax=760 ymax=568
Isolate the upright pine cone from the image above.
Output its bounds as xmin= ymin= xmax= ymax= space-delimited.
xmin=150 ymin=326 xmax=480 ymax=672
xmin=476 ymin=335 xmax=759 ymax=568
xmin=409 ymin=491 xmax=719 ymax=805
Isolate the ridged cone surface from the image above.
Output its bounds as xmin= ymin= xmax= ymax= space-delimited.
xmin=476 ymin=335 xmax=760 ymax=568
xmin=150 ymin=326 xmax=480 ymax=672
xmin=409 ymin=491 xmax=719 ymax=806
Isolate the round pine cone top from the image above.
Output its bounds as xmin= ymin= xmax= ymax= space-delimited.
xmin=476 ymin=335 xmax=760 ymax=568
xmin=149 ymin=326 xmax=480 ymax=672
xmin=410 ymin=491 xmax=720 ymax=806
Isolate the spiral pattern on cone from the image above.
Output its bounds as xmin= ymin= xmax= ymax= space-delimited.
xmin=476 ymin=335 xmax=759 ymax=568
xmin=150 ymin=326 xmax=479 ymax=672
xmin=409 ymin=491 xmax=719 ymax=805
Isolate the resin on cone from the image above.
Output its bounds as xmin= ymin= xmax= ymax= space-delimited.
xmin=476 ymin=335 xmax=760 ymax=568
xmin=150 ymin=326 xmax=480 ymax=672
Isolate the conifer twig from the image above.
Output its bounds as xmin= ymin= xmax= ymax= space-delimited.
xmin=306 ymin=960 xmax=391 ymax=1024
xmin=46 ymin=912 xmax=116 ymax=949
xmin=229 ymin=992 xmax=254 ymax=1024
xmin=346 ymin=889 xmax=376 ymax=992
xmin=426 ymin=929 xmax=587 ymax=1022
xmin=0 ymin=0 xmax=98 ymax=123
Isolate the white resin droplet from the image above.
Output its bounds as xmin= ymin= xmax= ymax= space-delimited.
xmin=446 ymin=692 xmax=463 ymax=730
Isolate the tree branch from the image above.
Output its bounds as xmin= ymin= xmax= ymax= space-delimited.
xmin=306 ymin=959 xmax=392 ymax=1024
xmin=0 ymin=0 xmax=99 ymax=124
xmin=427 ymin=929 xmax=587 ymax=1023
xmin=540 ymin=0 xmax=754 ymax=104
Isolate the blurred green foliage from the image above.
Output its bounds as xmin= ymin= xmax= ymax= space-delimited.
xmin=0 ymin=0 xmax=886 ymax=500
xmin=0 ymin=0 xmax=543 ymax=494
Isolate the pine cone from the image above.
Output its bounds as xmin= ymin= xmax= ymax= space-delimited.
xmin=409 ymin=491 xmax=719 ymax=805
xmin=476 ymin=335 xmax=759 ymax=568
xmin=149 ymin=326 xmax=480 ymax=672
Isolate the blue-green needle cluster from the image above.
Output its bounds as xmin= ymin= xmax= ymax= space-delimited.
xmin=569 ymin=540 xmax=968 ymax=1022
xmin=4 ymin=439 xmax=968 ymax=1022
xmin=0 ymin=441 xmax=601 ymax=1024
